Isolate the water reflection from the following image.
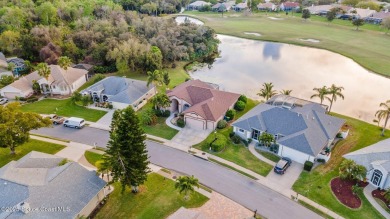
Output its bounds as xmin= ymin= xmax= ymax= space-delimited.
xmin=190 ymin=35 xmax=390 ymax=123
xmin=263 ymin=43 xmax=283 ymax=61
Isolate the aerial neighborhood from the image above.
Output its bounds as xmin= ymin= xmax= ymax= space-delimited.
xmin=0 ymin=0 xmax=390 ymax=219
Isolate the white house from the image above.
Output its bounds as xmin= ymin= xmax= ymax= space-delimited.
xmin=81 ymin=76 xmax=156 ymax=110
xmin=167 ymin=79 xmax=240 ymax=130
xmin=0 ymin=65 xmax=88 ymax=99
xmin=232 ymin=95 xmax=345 ymax=164
xmin=344 ymin=138 xmax=390 ymax=189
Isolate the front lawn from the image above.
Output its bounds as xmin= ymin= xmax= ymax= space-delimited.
xmin=84 ymin=151 xmax=103 ymax=167
xmin=255 ymin=149 xmax=280 ymax=163
xmin=20 ymin=98 xmax=107 ymax=122
xmin=292 ymin=113 xmax=388 ymax=219
xmin=235 ymin=98 xmax=259 ymax=119
xmin=0 ymin=139 xmax=65 ymax=168
xmin=94 ymin=173 xmax=208 ymax=219
xmin=194 ymin=127 xmax=273 ymax=177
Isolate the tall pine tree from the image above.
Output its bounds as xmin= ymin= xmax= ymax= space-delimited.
xmin=103 ymin=107 xmax=150 ymax=193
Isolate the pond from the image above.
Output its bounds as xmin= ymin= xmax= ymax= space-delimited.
xmin=189 ymin=35 xmax=390 ymax=123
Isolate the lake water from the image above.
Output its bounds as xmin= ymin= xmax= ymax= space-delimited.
xmin=175 ymin=16 xmax=204 ymax=25
xmin=189 ymin=35 xmax=390 ymax=123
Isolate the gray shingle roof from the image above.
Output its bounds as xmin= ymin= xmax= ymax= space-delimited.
xmin=344 ymin=138 xmax=390 ymax=173
xmin=0 ymin=151 xmax=106 ymax=219
xmin=232 ymin=98 xmax=344 ymax=156
xmin=82 ymin=76 xmax=154 ymax=105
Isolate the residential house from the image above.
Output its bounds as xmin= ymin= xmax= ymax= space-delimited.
xmin=212 ymin=1 xmax=234 ymax=12
xmin=344 ymin=138 xmax=390 ymax=189
xmin=348 ymin=8 xmax=376 ymax=19
xmin=0 ymin=65 xmax=88 ymax=99
xmin=0 ymin=68 xmax=13 ymax=78
xmin=305 ymin=4 xmax=333 ymax=14
xmin=187 ymin=1 xmax=211 ymax=10
xmin=366 ymin=10 xmax=390 ymax=24
xmin=0 ymin=151 xmax=107 ymax=219
xmin=7 ymin=57 xmax=26 ymax=76
xmin=232 ymin=95 xmax=345 ymax=164
xmin=233 ymin=2 xmax=248 ymax=11
xmin=167 ymin=79 xmax=240 ymax=130
xmin=81 ymin=76 xmax=156 ymax=110
xmin=257 ymin=3 xmax=277 ymax=11
xmin=280 ymin=2 xmax=300 ymax=12
xmin=72 ymin=63 xmax=94 ymax=75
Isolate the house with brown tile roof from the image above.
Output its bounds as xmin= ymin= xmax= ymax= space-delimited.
xmin=0 ymin=65 xmax=88 ymax=99
xmin=167 ymin=79 xmax=240 ymax=130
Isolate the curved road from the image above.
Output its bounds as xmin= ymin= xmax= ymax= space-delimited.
xmin=32 ymin=126 xmax=322 ymax=219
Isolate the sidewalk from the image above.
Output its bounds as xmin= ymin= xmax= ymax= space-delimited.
xmin=364 ymin=184 xmax=390 ymax=219
xmin=165 ymin=113 xmax=182 ymax=131
xmin=248 ymin=143 xmax=276 ymax=166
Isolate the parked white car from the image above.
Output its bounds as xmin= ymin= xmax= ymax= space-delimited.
xmin=63 ymin=117 xmax=85 ymax=129
xmin=0 ymin=98 xmax=8 ymax=105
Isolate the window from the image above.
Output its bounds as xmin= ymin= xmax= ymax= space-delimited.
xmin=239 ymin=129 xmax=245 ymax=133
xmin=52 ymin=85 xmax=56 ymax=89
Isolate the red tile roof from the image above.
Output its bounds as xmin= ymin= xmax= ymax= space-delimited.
xmin=168 ymin=80 xmax=240 ymax=121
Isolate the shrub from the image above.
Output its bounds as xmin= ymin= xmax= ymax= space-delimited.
xmin=217 ymin=120 xmax=227 ymax=129
xmin=18 ymin=97 xmax=26 ymax=101
xmin=81 ymin=95 xmax=92 ymax=106
xmin=248 ymin=138 xmax=252 ymax=144
xmin=209 ymin=133 xmax=227 ymax=152
xmin=231 ymin=135 xmax=242 ymax=144
xmin=225 ymin=109 xmax=236 ymax=121
xmin=242 ymin=139 xmax=248 ymax=147
xmin=177 ymin=118 xmax=185 ymax=128
xmin=26 ymin=97 xmax=38 ymax=103
xmin=141 ymin=109 xmax=157 ymax=125
xmin=304 ymin=161 xmax=314 ymax=172
xmin=229 ymin=132 xmax=235 ymax=138
xmin=316 ymin=158 xmax=326 ymax=163
xmin=238 ymin=95 xmax=247 ymax=103
xmin=108 ymin=103 xmax=113 ymax=109
xmin=155 ymin=109 xmax=171 ymax=117
xmin=234 ymin=100 xmax=246 ymax=111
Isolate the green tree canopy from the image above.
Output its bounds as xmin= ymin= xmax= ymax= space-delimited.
xmin=327 ymin=84 xmax=344 ymax=113
xmin=103 ymin=107 xmax=150 ymax=193
xmin=257 ymin=82 xmax=277 ymax=101
xmin=302 ymin=9 xmax=311 ymax=21
xmin=339 ymin=159 xmax=367 ymax=181
xmin=311 ymin=86 xmax=330 ymax=105
xmin=0 ymin=103 xmax=51 ymax=154
xmin=258 ymin=132 xmax=274 ymax=147
xmin=352 ymin=18 xmax=365 ymax=31
xmin=375 ymin=100 xmax=390 ymax=136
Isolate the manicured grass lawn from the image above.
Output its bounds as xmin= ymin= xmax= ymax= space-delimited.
xmin=235 ymin=98 xmax=259 ymax=119
xmin=183 ymin=11 xmax=390 ymax=77
xmin=194 ymin=127 xmax=273 ymax=177
xmin=115 ymin=61 xmax=190 ymax=89
xmin=292 ymin=113 xmax=389 ymax=219
xmin=0 ymin=139 xmax=65 ymax=168
xmin=20 ymin=98 xmax=107 ymax=122
xmin=84 ymin=151 xmax=103 ymax=167
xmin=255 ymin=149 xmax=280 ymax=163
xmin=94 ymin=173 xmax=208 ymax=219
xmin=137 ymin=102 xmax=179 ymax=140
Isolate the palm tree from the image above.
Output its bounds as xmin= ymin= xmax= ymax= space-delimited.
xmin=339 ymin=159 xmax=356 ymax=180
xmin=257 ymin=82 xmax=277 ymax=101
xmin=96 ymin=159 xmax=112 ymax=190
xmin=147 ymin=70 xmax=162 ymax=88
xmin=58 ymin=56 xmax=73 ymax=94
xmin=151 ymin=93 xmax=171 ymax=111
xmin=375 ymin=100 xmax=390 ymax=136
xmin=310 ymin=86 xmax=330 ymax=105
xmin=36 ymin=62 xmax=51 ymax=94
xmin=280 ymin=89 xmax=292 ymax=95
xmin=327 ymin=84 xmax=344 ymax=113
xmin=175 ymin=175 xmax=200 ymax=200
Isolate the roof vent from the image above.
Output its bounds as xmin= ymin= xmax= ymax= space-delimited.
xmin=17 ymin=202 xmax=30 ymax=214
xmin=312 ymin=117 xmax=315 ymax=120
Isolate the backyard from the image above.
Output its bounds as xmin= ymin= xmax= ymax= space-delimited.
xmin=182 ymin=11 xmax=390 ymax=77
xmin=292 ymin=113 xmax=389 ymax=219
xmin=93 ymin=173 xmax=208 ymax=219
xmin=20 ymin=98 xmax=107 ymax=122
xmin=0 ymin=139 xmax=65 ymax=168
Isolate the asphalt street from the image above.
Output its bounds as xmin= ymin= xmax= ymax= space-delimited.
xmin=32 ymin=126 xmax=322 ymax=219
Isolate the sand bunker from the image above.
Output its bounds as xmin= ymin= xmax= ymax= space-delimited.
xmin=299 ymin=38 xmax=320 ymax=43
xmin=244 ymin=32 xmax=262 ymax=36
xmin=268 ymin=17 xmax=284 ymax=20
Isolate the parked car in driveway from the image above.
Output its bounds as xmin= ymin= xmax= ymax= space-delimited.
xmin=0 ymin=98 xmax=8 ymax=105
xmin=274 ymin=157 xmax=292 ymax=175
xmin=45 ymin=114 xmax=65 ymax=125
xmin=64 ymin=117 xmax=85 ymax=129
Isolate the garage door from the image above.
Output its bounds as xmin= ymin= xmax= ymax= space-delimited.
xmin=3 ymin=92 xmax=20 ymax=99
xmin=185 ymin=117 xmax=205 ymax=129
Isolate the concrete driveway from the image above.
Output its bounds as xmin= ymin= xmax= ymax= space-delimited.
xmin=89 ymin=110 xmax=114 ymax=130
xmin=169 ymin=127 xmax=212 ymax=151
xmin=266 ymin=161 xmax=303 ymax=193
